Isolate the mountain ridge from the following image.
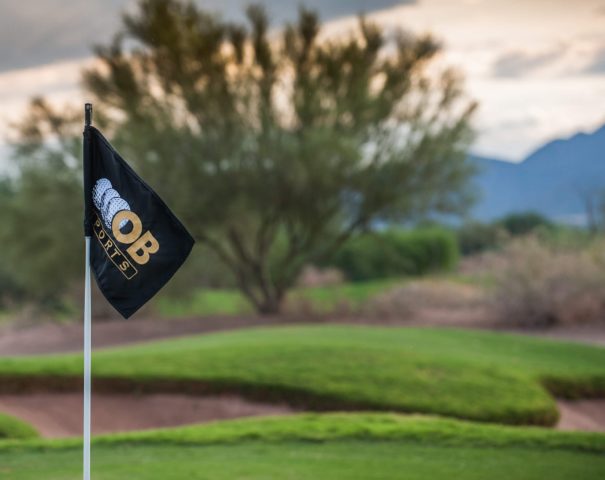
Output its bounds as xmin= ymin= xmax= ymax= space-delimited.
xmin=471 ymin=122 xmax=605 ymax=224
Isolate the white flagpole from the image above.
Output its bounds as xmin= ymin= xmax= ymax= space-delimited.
xmin=83 ymin=102 xmax=93 ymax=480
xmin=83 ymin=236 xmax=92 ymax=480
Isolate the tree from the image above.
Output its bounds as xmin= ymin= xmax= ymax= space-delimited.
xmin=7 ymin=0 xmax=476 ymax=314
xmin=0 ymin=100 xmax=83 ymax=306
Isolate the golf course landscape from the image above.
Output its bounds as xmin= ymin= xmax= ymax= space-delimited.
xmin=1 ymin=326 xmax=605 ymax=478
xmin=2 ymin=0 xmax=605 ymax=477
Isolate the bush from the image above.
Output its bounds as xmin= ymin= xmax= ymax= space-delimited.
xmin=457 ymin=213 xmax=554 ymax=257
xmin=326 ymin=228 xmax=458 ymax=282
xmin=456 ymin=222 xmax=506 ymax=256
xmin=496 ymin=212 xmax=553 ymax=236
xmin=491 ymin=236 xmax=605 ymax=327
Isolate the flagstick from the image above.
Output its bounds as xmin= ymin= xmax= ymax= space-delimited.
xmin=83 ymin=236 xmax=92 ymax=480
xmin=83 ymin=102 xmax=93 ymax=480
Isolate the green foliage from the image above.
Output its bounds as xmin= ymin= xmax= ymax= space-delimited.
xmin=457 ymin=213 xmax=555 ymax=257
xmin=0 ymin=413 xmax=38 ymax=440
xmin=287 ymin=279 xmax=398 ymax=312
xmin=6 ymin=0 xmax=476 ymax=314
xmin=1 ymin=414 xmax=605 ymax=479
xmin=456 ymin=221 xmax=506 ymax=255
xmin=3 ymin=326 xmax=605 ymax=425
xmin=156 ymin=288 xmax=252 ymax=316
xmin=0 ymin=181 xmax=22 ymax=306
xmin=457 ymin=213 xmax=566 ymax=257
xmin=495 ymin=212 xmax=553 ymax=236
xmin=159 ymin=245 xmax=237 ymax=298
xmin=0 ymin=265 xmax=24 ymax=309
xmin=327 ymin=228 xmax=458 ymax=281
xmin=0 ymin=100 xmax=82 ymax=307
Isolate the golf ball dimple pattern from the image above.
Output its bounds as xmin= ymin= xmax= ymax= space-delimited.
xmin=101 ymin=189 xmax=120 ymax=219
xmin=106 ymin=198 xmax=131 ymax=229
xmin=93 ymin=178 xmax=132 ymax=230
xmin=92 ymin=178 xmax=112 ymax=210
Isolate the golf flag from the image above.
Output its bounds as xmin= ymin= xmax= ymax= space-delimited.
xmin=83 ymin=125 xmax=194 ymax=318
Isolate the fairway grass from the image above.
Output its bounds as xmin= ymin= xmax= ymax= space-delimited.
xmin=1 ymin=326 xmax=605 ymax=426
xmin=3 ymin=442 xmax=604 ymax=480
xmin=156 ymin=279 xmax=399 ymax=316
xmin=1 ymin=414 xmax=605 ymax=479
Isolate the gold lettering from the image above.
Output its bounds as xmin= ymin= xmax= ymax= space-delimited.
xmin=127 ymin=231 xmax=160 ymax=265
xmin=93 ymin=212 xmax=138 ymax=280
xmin=112 ymin=211 xmax=143 ymax=244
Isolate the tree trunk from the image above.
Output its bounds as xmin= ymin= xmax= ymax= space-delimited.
xmin=232 ymin=265 xmax=284 ymax=315
xmin=257 ymin=297 xmax=282 ymax=315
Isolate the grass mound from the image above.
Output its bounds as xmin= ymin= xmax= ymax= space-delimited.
xmin=1 ymin=326 xmax=604 ymax=426
xmin=0 ymin=413 xmax=38 ymax=441
xmin=1 ymin=414 xmax=604 ymax=479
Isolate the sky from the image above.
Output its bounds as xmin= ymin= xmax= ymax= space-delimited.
xmin=0 ymin=0 xmax=604 ymax=162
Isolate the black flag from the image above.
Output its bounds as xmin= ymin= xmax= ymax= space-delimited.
xmin=83 ymin=124 xmax=194 ymax=318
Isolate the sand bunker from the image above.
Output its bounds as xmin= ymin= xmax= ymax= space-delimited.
xmin=1 ymin=393 xmax=604 ymax=438
xmin=0 ymin=393 xmax=297 ymax=438
xmin=556 ymin=399 xmax=605 ymax=432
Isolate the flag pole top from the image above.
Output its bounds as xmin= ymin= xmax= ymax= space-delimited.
xmin=85 ymin=103 xmax=92 ymax=127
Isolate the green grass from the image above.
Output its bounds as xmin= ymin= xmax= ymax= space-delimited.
xmin=157 ymin=289 xmax=252 ymax=316
xmin=1 ymin=326 xmax=605 ymax=426
xmin=1 ymin=414 xmax=604 ymax=479
xmin=0 ymin=413 xmax=38 ymax=441
xmin=287 ymin=279 xmax=399 ymax=313
xmin=156 ymin=279 xmax=399 ymax=317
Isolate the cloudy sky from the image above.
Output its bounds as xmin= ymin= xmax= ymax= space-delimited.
xmin=1 ymin=0 xmax=604 ymax=161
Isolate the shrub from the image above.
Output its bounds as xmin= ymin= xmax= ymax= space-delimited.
xmin=496 ymin=212 xmax=553 ymax=236
xmin=365 ymin=279 xmax=487 ymax=320
xmin=326 ymin=228 xmax=459 ymax=282
xmin=491 ymin=236 xmax=605 ymax=327
xmin=457 ymin=213 xmax=553 ymax=257
xmin=456 ymin=222 xmax=507 ymax=256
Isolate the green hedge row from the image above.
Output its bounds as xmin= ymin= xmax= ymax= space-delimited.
xmin=326 ymin=228 xmax=458 ymax=281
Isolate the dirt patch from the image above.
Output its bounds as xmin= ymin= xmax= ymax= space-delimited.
xmin=0 ymin=315 xmax=298 ymax=356
xmin=518 ymin=325 xmax=605 ymax=348
xmin=0 ymin=393 xmax=297 ymax=438
xmin=556 ymin=399 xmax=605 ymax=432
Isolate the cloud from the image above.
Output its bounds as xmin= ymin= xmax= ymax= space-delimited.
xmin=0 ymin=0 xmax=125 ymax=72
xmin=0 ymin=0 xmax=412 ymax=73
xmin=491 ymin=48 xmax=563 ymax=78
xmin=584 ymin=46 xmax=605 ymax=74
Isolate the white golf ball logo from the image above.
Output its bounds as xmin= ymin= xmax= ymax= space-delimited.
xmin=93 ymin=178 xmax=131 ymax=230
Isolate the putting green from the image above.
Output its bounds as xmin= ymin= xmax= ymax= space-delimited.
xmin=1 ymin=326 xmax=604 ymax=426
xmin=0 ymin=326 xmax=605 ymax=425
